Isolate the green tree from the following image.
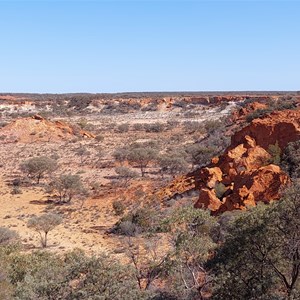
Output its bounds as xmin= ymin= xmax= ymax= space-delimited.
xmin=185 ymin=144 xmax=215 ymax=170
xmin=7 ymin=249 xmax=148 ymax=300
xmin=161 ymin=207 xmax=218 ymax=300
xmin=115 ymin=166 xmax=139 ymax=185
xmin=27 ymin=213 xmax=62 ymax=248
xmin=281 ymin=140 xmax=300 ymax=178
xmin=47 ymin=174 xmax=86 ymax=203
xmin=127 ymin=146 xmax=158 ymax=177
xmin=209 ymin=183 xmax=300 ymax=299
xmin=20 ymin=156 xmax=57 ymax=184
xmin=159 ymin=153 xmax=189 ymax=177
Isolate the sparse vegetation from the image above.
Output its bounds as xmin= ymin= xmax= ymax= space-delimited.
xmin=1 ymin=92 xmax=298 ymax=299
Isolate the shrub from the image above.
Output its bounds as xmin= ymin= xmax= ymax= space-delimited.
xmin=281 ymin=140 xmax=300 ymax=178
xmin=95 ymin=134 xmax=104 ymax=142
xmin=8 ymin=250 xmax=147 ymax=300
xmin=117 ymin=123 xmax=130 ymax=133
xmin=185 ymin=144 xmax=216 ymax=169
xmin=144 ymin=122 xmax=165 ymax=133
xmin=0 ymin=227 xmax=18 ymax=245
xmin=132 ymin=123 xmax=144 ymax=131
xmin=268 ymin=141 xmax=281 ymax=165
xmin=214 ymin=182 xmax=226 ymax=199
xmin=112 ymin=200 xmax=126 ymax=216
xmin=183 ymin=121 xmax=205 ymax=134
xmin=113 ymin=147 xmax=130 ymax=163
xmin=118 ymin=220 xmax=138 ymax=236
xmin=204 ymin=120 xmax=222 ymax=134
xmin=74 ymin=145 xmax=91 ymax=165
xmin=11 ymin=186 xmax=22 ymax=195
xmin=159 ymin=153 xmax=189 ymax=176
xmin=166 ymin=120 xmax=180 ymax=130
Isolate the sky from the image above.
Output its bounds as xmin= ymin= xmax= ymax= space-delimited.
xmin=0 ymin=0 xmax=299 ymax=93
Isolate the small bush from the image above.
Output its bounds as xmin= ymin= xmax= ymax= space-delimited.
xmin=132 ymin=123 xmax=144 ymax=131
xmin=268 ymin=141 xmax=281 ymax=165
xmin=118 ymin=220 xmax=138 ymax=236
xmin=116 ymin=123 xmax=130 ymax=133
xmin=144 ymin=122 xmax=165 ymax=133
xmin=214 ymin=182 xmax=227 ymax=199
xmin=95 ymin=134 xmax=104 ymax=142
xmin=112 ymin=200 xmax=126 ymax=216
xmin=0 ymin=227 xmax=18 ymax=245
xmin=11 ymin=187 xmax=22 ymax=195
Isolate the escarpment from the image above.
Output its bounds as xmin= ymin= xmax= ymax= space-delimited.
xmin=158 ymin=109 xmax=300 ymax=214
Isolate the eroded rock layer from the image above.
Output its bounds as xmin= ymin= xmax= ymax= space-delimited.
xmin=158 ymin=109 xmax=300 ymax=214
xmin=0 ymin=115 xmax=95 ymax=143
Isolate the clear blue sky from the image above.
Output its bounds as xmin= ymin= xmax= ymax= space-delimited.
xmin=0 ymin=0 xmax=299 ymax=93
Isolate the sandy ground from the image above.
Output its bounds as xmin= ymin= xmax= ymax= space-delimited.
xmin=0 ymin=176 xmax=128 ymax=256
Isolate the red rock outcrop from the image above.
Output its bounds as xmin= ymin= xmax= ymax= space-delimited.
xmin=231 ymin=101 xmax=268 ymax=123
xmin=0 ymin=115 xmax=95 ymax=143
xmin=231 ymin=110 xmax=300 ymax=150
xmin=157 ymin=109 xmax=300 ymax=214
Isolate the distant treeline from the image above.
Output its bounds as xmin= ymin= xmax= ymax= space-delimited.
xmin=0 ymin=90 xmax=299 ymax=102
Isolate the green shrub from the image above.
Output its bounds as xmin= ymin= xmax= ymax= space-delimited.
xmin=112 ymin=200 xmax=126 ymax=216
xmin=214 ymin=182 xmax=226 ymax=199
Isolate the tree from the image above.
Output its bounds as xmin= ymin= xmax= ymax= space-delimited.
xmin=124 ymin=236 xmax=168 ymax=291
xmin=127 ymin=146 xmax=158 ymax=177
xmin=185 ymin=144 xmax=215 ymax=170
xmin=281 ymin=140 xmax=300 ymax=178
xmin=7 ymin=249 xmax=148 ymax=300
xmin=161 ymin=206 xmax=218 ymax=300
xmin=113 ymin=147 xmax=130 ymax=164
xmin=27 ymin=213 xmax=62 ymax=248
xmin=47 ymin=174 xmax=86 ymax=203
xmin=159 ymin=153 xmax=189 ymax=177
xmin=20 ymin=156 xmax=57 ymax=184
xmin=209 ymin=183 xmax=300 ymax=299
xmin=115 ymin=166 xmax=139 ymax=185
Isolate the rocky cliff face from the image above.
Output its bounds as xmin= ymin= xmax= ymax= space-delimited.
xmin=158 ymin=109 xmax=300 ymax=214
xmin=231 ymin=110 xmax=300 ymax=150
